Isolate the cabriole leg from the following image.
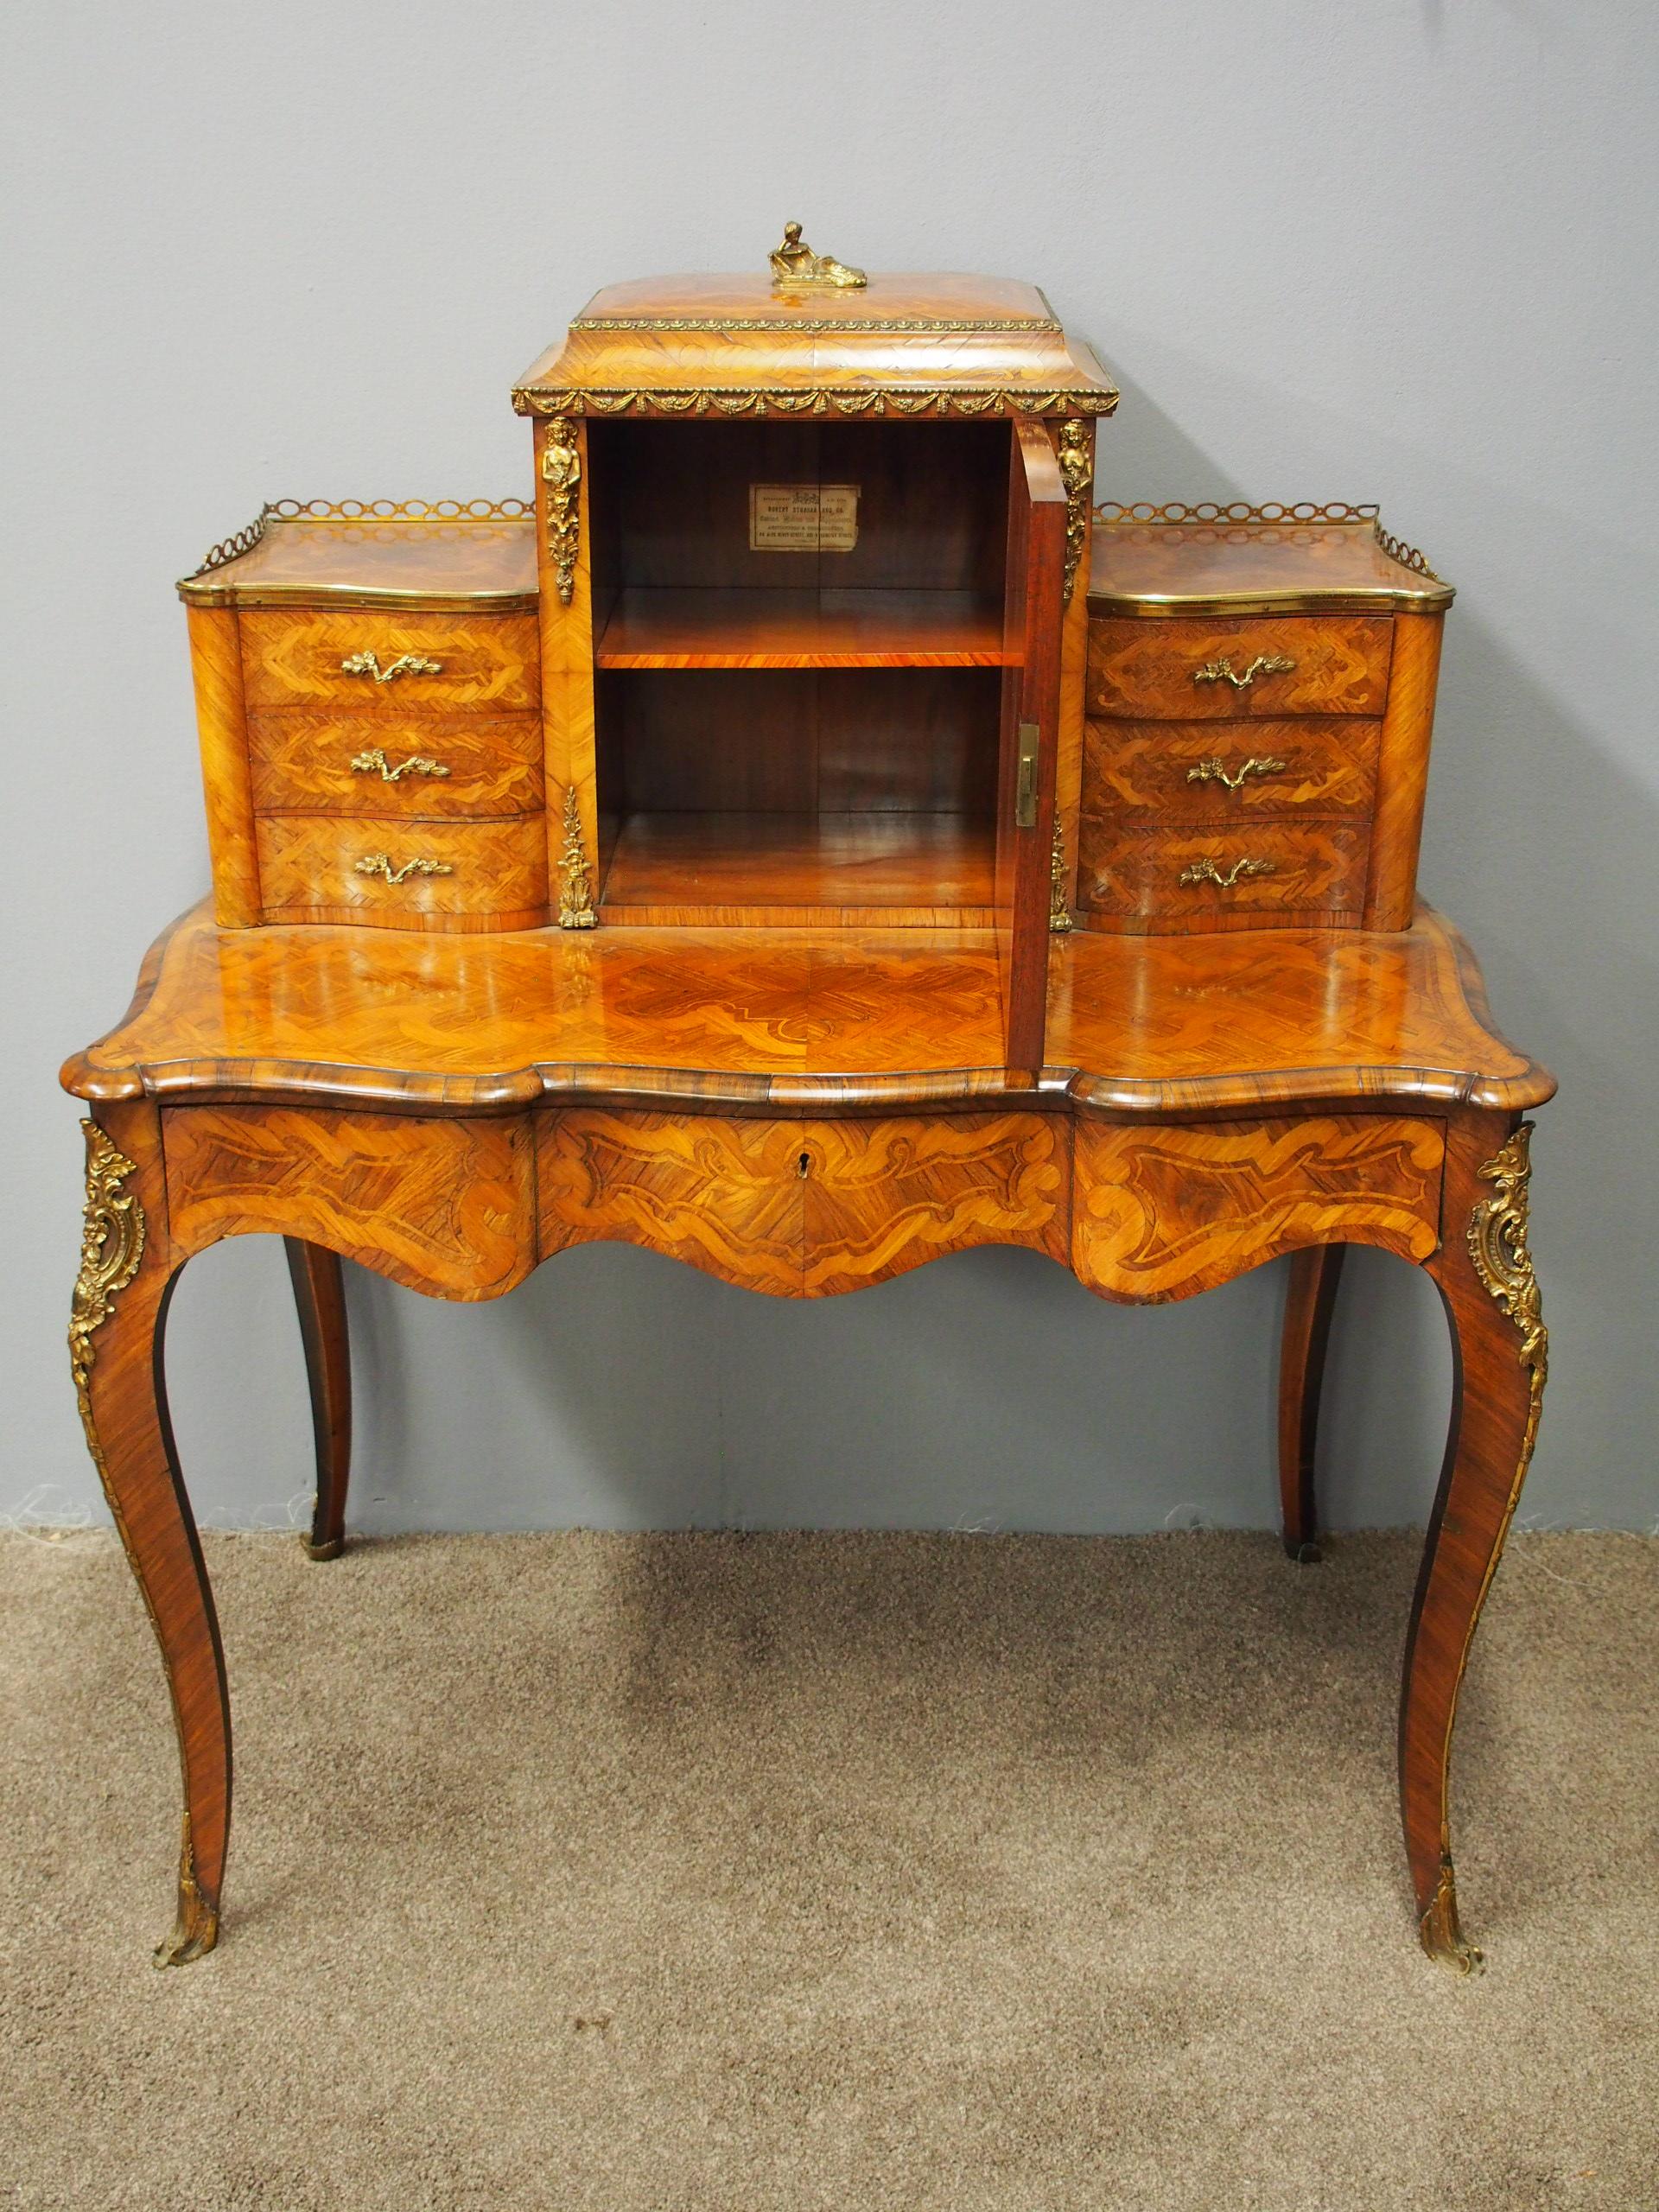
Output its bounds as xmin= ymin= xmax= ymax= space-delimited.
xmin=1277 ymin=1243 xmax=1347 ymax=1562
xmin=71 ymin=1107 xmax=231 ymax=1967
xmin=283 ymin=1239 xmax=353 ymax=1560
xmin=1402 ymin=1118 xmax=1547 ymax=1974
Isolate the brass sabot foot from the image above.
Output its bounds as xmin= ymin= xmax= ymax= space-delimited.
xmin=153 ymin=1866 xmax=219 ymax=1968
xmin=1419 ymin=1858 xmax=1484 ymax=1975
xmin=302 ymin=1532 xmax=345 ymax=1561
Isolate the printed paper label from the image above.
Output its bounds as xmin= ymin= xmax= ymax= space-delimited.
xmin=748 ymin=484 xmax=860 ymax=553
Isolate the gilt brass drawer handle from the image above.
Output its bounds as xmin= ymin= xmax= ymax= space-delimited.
xmin=1186 ymin=755 xmax=1287 ymax=791
xmin=1179 ymin=855 xmax=1275 ymax=890
xmin=353 ymin=853 xmax=454 ymax=887
xmin=339 ymin=651 xmax=443 ymax=685
xmin=349 ymin=747 xmax=452 ymax=785
xmin=1192 ymin=653 xmax=1295 ymax=690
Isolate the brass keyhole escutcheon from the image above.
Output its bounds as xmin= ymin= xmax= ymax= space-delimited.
xmin=797 ymin=1151 xmax=811 ymax=1179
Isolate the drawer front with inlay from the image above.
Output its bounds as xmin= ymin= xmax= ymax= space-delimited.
xmin=165 ymin=1106 xmax=539 ymax=1300
xmin=1078 ymin=819 xmax=1368 ymax=931
xmin=1087 ymin=616 xmax=1392 ymax=720
xmin=801 ymin=1112 xmax=1069 ymax=1295
xmin=1084 ymin=717 xmax=1378 ymax=822
xmin=254 ymin=811 xmax=548 ymax=930
xmin=1071 ymin=1116 xmax=1445 ymax=1302
xmin=247 ymin=710 xmax=543 ymax=817
xmin=537 ymin=1110 xmax=805 ymax=1295
xmin=239 ymin=609 xmax=540 ymax=713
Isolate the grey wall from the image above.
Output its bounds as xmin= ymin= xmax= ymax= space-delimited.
xmin=5 ymin=2 xmax=1655 ymax=1535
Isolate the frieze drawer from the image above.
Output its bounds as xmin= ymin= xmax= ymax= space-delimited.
xmin=1071 ymin=1116 xmax=1445 ymax=1301
xmin=535 ymin=1109 xmax=1071 ymax=1298
xmin=1087 ymin=615 xmax=1393 ymax=720
xmin=248 ymin=710 xmax=543 ymax=817
xmin=238 ymin=609 xmax=541 ymax=714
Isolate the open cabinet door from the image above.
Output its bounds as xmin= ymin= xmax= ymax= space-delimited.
xmin=995 ymin=420 xmax=1068 ymax=1073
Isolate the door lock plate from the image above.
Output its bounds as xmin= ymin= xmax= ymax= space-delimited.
xmin=1015 ymin=721 xmax=1040 ymax=829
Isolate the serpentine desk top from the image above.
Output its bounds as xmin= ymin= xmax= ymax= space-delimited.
xmin=63 ymin=900 xmax=1553 ymax=1119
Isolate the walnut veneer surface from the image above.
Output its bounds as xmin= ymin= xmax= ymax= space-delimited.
xmin=68 ymin=253 xmax=1555 ymax=1988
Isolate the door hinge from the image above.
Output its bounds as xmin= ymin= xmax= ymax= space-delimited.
xmin=1014 ymin=721 xmax=1040 ymax=829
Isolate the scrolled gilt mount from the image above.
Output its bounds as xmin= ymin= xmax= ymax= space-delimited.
xmin=1187 ymin=756 xmax=1287 ymax=792
xmin=1192 ymin=653 xmax=1295 ymax=692
xmin=340 ymin=651 xmax=442 ymax=686
xmin=349 ymin=748 xmax=450 ymax=785
xmin=1179 ymin=855 xmax=1275 ymax=890
xmin=69 ymin=1120 xmax=146 ymax=1428
xmin=769 ymin=221 xmax=866 ymax=290
xmin=353 ymin=854 xmax=454 ymax=887
xmin=1467 ymin=1122 xmax=1548 ymax=1413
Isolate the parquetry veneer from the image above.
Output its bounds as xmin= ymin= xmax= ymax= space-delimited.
xmin=67 ymin=243 xmax=1552 ymax=1985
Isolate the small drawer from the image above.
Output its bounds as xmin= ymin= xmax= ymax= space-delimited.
xmin=254 ymin=811 xmax=548 ymax=931
xmin=248 ymin=711 xmax=543 ymax=817
xmin=1087 ymin=615 xmax=1392 ymax=720
xmin=1083 ymin=717 xmax=1378 ymax=822
xmin=239 ymin=609 xmax=540 ymax=714
xmin=1078 ymin=819 xmax=1368 ymax=931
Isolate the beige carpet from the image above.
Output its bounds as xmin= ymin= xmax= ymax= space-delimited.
xmin=2 ymin=1527 xmax=1656 ymax=2211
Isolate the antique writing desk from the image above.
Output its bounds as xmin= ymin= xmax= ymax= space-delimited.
xmin=64 ymin=237 xmax=1553 ymax=1975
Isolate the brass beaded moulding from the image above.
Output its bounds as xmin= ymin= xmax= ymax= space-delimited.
xmin=570 ymin=315 xmax=1063 ymax=334
xmin=512 ymin=385 xmax=1119 ymax=419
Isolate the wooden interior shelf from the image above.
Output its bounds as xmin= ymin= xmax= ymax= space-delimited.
xmin=597 ymin=810 xmax=997 ymax=925
xmin=594 ymin=588 xmax=1015 ymax=669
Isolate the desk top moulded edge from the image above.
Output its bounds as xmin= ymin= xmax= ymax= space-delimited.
xmin=60 ymin=904 xmax=1556 ymax=1122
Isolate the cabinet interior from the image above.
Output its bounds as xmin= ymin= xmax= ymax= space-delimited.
xmin=588 ymin=418 xmax=1014 ymax=923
